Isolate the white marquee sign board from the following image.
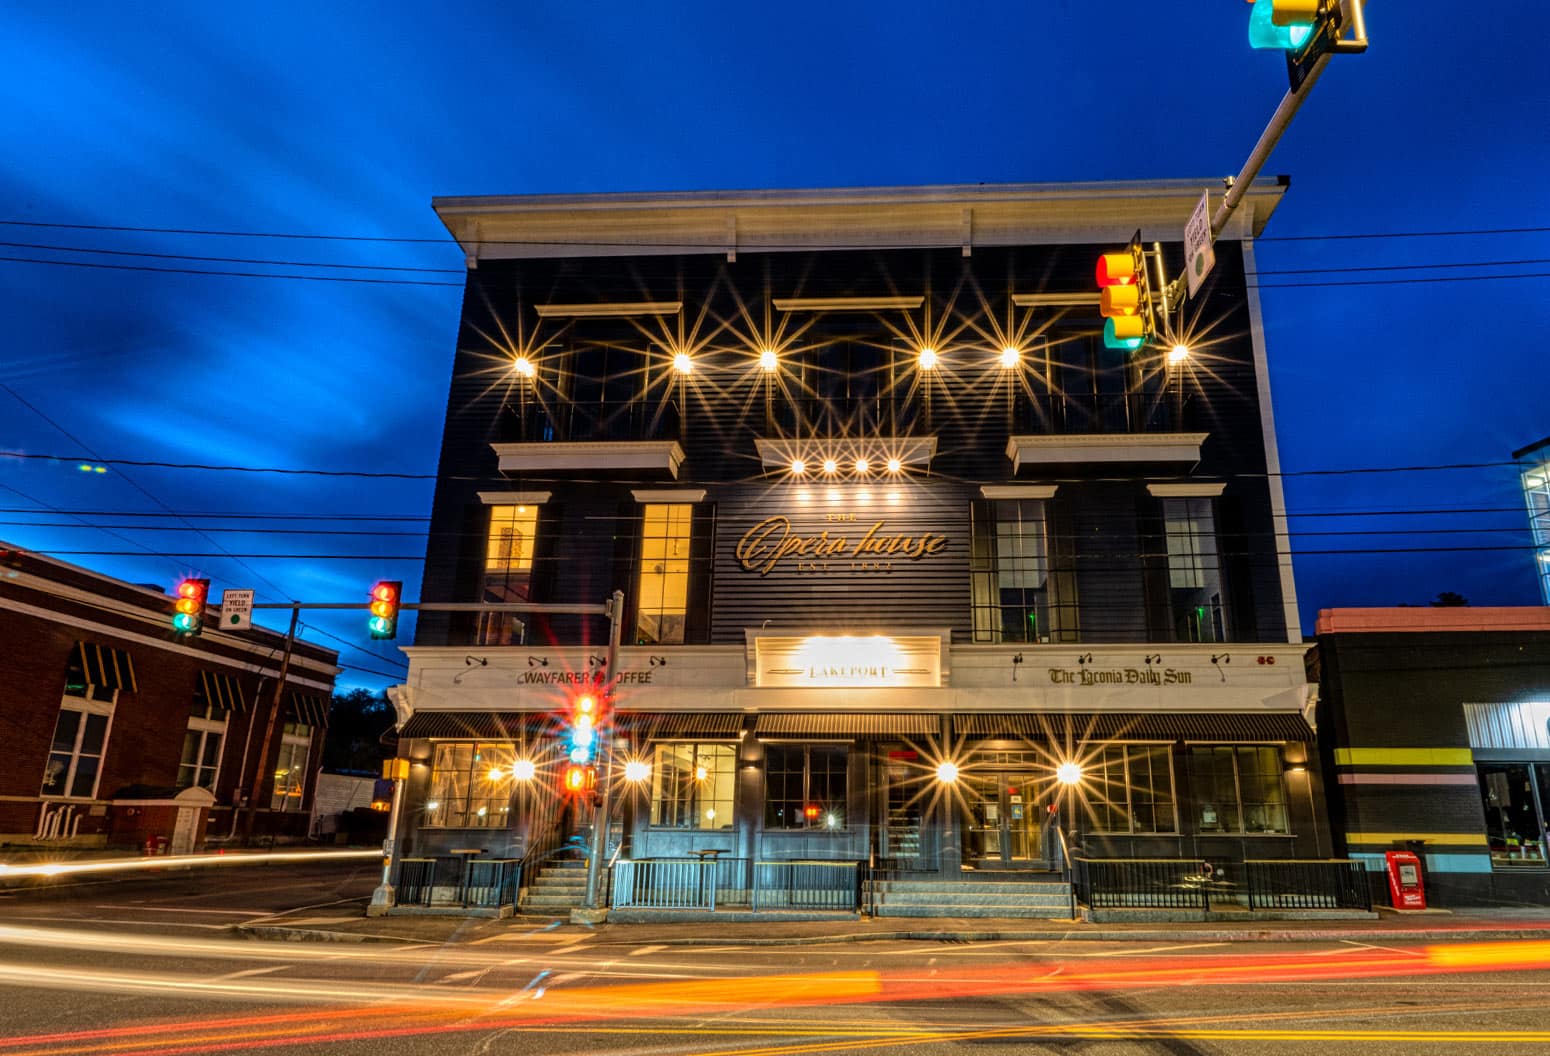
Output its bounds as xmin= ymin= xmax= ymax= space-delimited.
xmin=220 ymin=589 xmax=254 ymax=630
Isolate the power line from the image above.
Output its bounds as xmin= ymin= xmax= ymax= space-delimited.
xmin=1 ymin=215 xmax=1547 ymax=247
xmin=0 ymin=239 xmax=463 ymax=274
xmin=299 ymin=620 xmax=409 ymax=672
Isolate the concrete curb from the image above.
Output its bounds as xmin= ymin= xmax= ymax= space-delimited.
xmin=230 ymin=925 xmax=422 ymax=944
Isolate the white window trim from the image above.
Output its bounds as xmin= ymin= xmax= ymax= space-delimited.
xmin=1147 ymin=482 xmax=1227 ymax=497
xmin=477 ymin=491 xmax=551 ymax=506
xmin=180 ymin=711 xmax=230 ymax=792
xmin=631 ymin=489 xmax=707 ymax=504
xmin=981 ymin=484 xmax=1058 ymax=499
xmin=43 ymin=689 xmax=117 ymax=801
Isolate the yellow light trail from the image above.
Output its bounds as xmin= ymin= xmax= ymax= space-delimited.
xmin=0 ymin=849 xmax=378 ymax=879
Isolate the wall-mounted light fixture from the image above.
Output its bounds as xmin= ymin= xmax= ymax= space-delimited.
xmin=1011 ymin=652 xmax=1024 ymax=682
xmin=527 ymin=656 xmax=549 ymax=668
xmin=1210 ymin=653 xmax=1231 ymax=682
xmin=1076 ymin=652 xmax=1094 ymax=666
xmin=453 ymin=655 xmax=488 ymax=685
xmin=649 ymin=655 xmax=668 ymax=667
xmin=1144 ymin=653 xmax=1161 ymax=665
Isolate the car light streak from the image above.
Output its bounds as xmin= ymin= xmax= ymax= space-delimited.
xmin=0 ymin=849 xmax=379 ymax=879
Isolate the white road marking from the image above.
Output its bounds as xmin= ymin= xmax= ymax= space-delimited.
xmin=213 ymin=964 xmax=293 ymax=980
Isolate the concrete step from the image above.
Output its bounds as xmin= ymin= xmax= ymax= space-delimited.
xmin=523 ymin=893 xmax=585 ymax=907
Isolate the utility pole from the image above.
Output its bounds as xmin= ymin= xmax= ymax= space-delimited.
xmin=242 ymin=603 xmax=298 ymax=844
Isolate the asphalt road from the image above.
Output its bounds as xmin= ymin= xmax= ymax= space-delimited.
xmin=3 ymin=861 xmax=1550 ymax=1054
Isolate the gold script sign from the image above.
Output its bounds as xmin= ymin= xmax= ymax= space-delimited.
xmin=735 ymin=515 xmax=949 ymax=575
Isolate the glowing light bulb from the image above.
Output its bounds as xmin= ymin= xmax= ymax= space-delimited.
xmin=695 ymin=765 xmax=708 ymax=782
xmin=854 ymin=458 xmax=870 ymax=474
xmin=1056 ymin=762 xmax=1083 ymax=786
xmin=821 ymin=458 xmax=838 ymax=475
xmin=885 ymin=458 xmax=902 ymax=474
xmin=624 ymin=760 xmax=650 ymax=782
xmin=790 ymin=459 xmax=806 ymax=476
xmin=672 ymin=352 xmax=692 ymax=375
xmin=487 ymin=767 xmax=504 ymax=782
xmin=917 ymin=347 xmax=938 ymax=370
xmin=1169 ymin=344 xmax=1190 ymax=365
xmin=512 ymin=356 xmax=535 ymax=378
xmin=999 ymin=346 xmax=1020 ymax=368
xmin=512 ymin=759 xmax=536 ymax=781
xmin=758 ymin=348 xmax=777 ymax=372
xmin=936 ymin=761 xmax=959 ymax=784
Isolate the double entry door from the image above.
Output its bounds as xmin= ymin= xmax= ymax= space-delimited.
xmin=966 ymin=772 xmax=1049 ymax=865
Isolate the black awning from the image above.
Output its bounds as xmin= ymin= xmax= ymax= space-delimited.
xmin=76 ymin=641 xmax=137 ymax=694
xmin=755 ymin=713 xmax=942 ymax=736
xmin=953 ymin=712 xmax=1315 ymax=742
xmin=286 ymin=692 xmax=330 ymax=729
xmin=200 ymin=670 xmax=247 ymax=713
xmin=399 ymin=710 xmax=559 ymax=740
xmin=620 ymin=712 xmax=745 ymax=738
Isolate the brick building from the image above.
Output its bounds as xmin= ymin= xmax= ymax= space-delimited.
xmin=0 ymin=545 xmax=338 ymax=851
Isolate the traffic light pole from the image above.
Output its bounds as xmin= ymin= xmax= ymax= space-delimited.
xmin=580 ymin=589 xmax=626 ymax=921
xmin=1166 ymin=0 xmax=1369 ymax=306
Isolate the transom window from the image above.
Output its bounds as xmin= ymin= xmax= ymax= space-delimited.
xmin=650 ymin=743 xmax=735 ymax=829
xmin=636 ymin=504 xmax=691 ymax=645
xmin=425 ymin=742 xmax=517 ymax=828
xmin=1188 ymin=745 xmax=1288 ymax=834
xmin=765 ymin=744 xmax=848 ymax=830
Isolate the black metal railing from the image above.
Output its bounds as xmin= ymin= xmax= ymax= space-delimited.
xmin=612 ymin=857 xmax=860 ymax=912
xmin=394 ymin=855 xmax=521 ymax=910
xmin=1245 ymin=859 xmax=1370 ymax=911
xmin=752 ymin=861 xmax=860 ymax=911
xmin=1073 ymin=857 xmax=1215 ymax=910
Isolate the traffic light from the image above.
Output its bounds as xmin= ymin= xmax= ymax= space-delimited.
xmin=368 ymin=580 xmax=401 ymax=640
xmin=561 ymin=763 xmax=596 ymax=796
xmin=567 ymin=690 xmax=599 ymax=764
xmin=1096 ymin=236 xmax=1153 ymax=352
xmin=172 ymin=578 xmax=209 ymax=636
xmin=1248 ymin=0 xmax=1319 ymax=51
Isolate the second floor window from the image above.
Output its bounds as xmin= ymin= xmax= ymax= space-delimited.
xmin=636 ymin=504 xmax=691 ymax=645
xmin=1163 ymin=497 xmax=1226 ymax=642
xmin=972 ymin=500 xmax=1071 ymax=643
xmin=179 ymin=678 xmax=234 ymax=791
xmin=483 ymin=504 xmax=538 ymax=645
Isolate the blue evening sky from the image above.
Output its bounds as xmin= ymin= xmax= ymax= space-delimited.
xmin=1 ymin=2 xmax=1545 ymax=689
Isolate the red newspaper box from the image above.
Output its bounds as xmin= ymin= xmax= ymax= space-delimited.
xmin=1384 ymin=850 xmax=1427 ymax=909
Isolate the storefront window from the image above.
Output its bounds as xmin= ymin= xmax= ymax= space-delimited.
xmin=1163 ymin=497 xmax=1226 ymax=643
xmin=1085 ymin=744 xmax=1177 ymax=834
xmin=1187 ymin=746 xmax=1288 ymax=834
xmin=765 ymin=745 xmax=848 ymax=830
xmin=636 ymin=504 xmax=691 ymax=645
xmin=1478 ymin=763 xmax=1548 ymax=868
xmin=424 ymin=742 xmax=516 ymax=828
xmin=650 ymin=743 xmax=735 ymax=829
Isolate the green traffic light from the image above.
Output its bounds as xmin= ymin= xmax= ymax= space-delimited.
xmin=1249 ymin=0 xmax=1315 ymax=50
xmin=1103 ymin=318 xmax=1145 ymax=352
xmin=173 ymin=613 xmax=198 ymax=632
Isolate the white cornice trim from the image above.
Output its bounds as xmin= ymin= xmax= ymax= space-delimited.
xmin=477 ymin=491 xmax=552 ymax=506
xmin=1005 ymin=433 xmax=1209 ymax=472
xmin=1012 ymin=293 xmax=1100 ymax=308
xmin=1147 ymin=483 xmax=1227 ymax=498
xmin=753 ymin=436 xmax=937 ymax=471
xmin=631 ymin=489 xmax=708 ymax=504
xmin=0 ymin=596 xmax=337 ymax=690
xmin=492 ymin=441 xmax=686 ymax=478
xmin=772 ymin=297 xmax=923 ymax=312
xmin=532 ymin=301 xmax=681 ymax=318
xmin=981 ymin=484 xmax=1059 ymax=499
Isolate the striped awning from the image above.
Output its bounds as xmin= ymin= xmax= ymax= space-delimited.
xmin=74 ymin=641 xmax=137 ymax=694
xmin=286 ymin=692 xmax=330 ymax=729
xmin=199 ymin=670 xmax=247 ymax=713
xmin=952 ymin=712 xmax=1315 ymax=742
xmin=755 ymin=713 xmax=941 ymax=736
xmin=399 ymin=710 xmax=559 ymax=740
xmin=620 ymin=712 xmax=745 ymax=738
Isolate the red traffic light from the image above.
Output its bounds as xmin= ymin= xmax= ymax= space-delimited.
xmin=562 ymin=764 xmax=596 ymax=795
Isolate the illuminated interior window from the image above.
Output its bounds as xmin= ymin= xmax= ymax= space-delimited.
xmin=765 ymin=745 xmax=848 ymax=830
xmin=636 ymin=504 xmax=692 ymax=645
xmin=424 ymin=741 xmax=517 ymax=829
xmin=482 ymin=504 xmax=538 ymax=645
xmin=649 ymin=743 xmax=735 ymax=829
xmin=270 ymin=723 xmax=312 ymax=812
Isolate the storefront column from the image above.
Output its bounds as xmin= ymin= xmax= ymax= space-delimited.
xmin=736 ymin=733 xmax=763 ymax=886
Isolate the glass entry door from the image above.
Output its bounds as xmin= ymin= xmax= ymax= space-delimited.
xmin=1478 ymin=762 xmax=1550 ymax=868
xmin=966 ymin=773 xmax=1045 ymax=865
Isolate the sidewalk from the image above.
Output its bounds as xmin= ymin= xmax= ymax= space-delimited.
xmin=232 ymin=905 xmax=1550 ymax=948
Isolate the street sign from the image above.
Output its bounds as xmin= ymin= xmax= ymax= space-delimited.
xmin=1184 ymin=190 xmax=1216 ymax=299
xmin=220 ymin=589 xmax=254 ymax=630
